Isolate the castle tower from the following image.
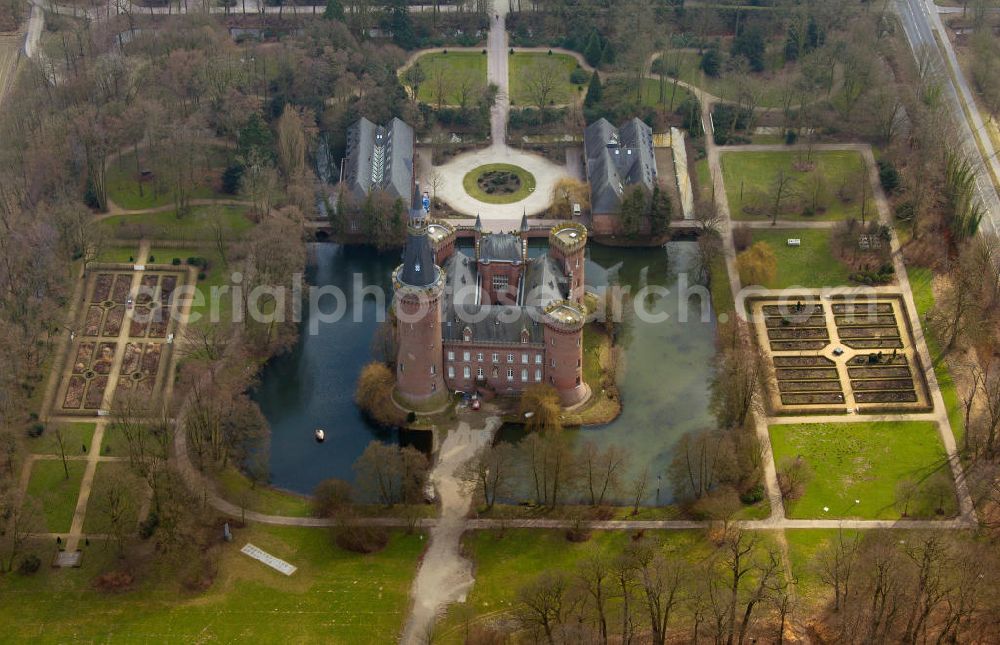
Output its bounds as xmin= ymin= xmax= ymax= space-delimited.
xmin=392 ymin=209 xmax=446 ymax=406
xmin=542 ymin=300 xmax=589 ymax=407
xmin=548 ymin=222 xmax=588 ymax=302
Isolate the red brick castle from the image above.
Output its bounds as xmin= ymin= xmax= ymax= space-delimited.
xmin=392 ymin=209 xmax=590 ymax=408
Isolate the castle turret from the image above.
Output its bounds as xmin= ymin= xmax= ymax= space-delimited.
xmin=548 ymin=222 xmax=587 ymax=303
xmin=542 ymin=300 xmax=589 ymax=406
xmin=392 ymin=208 xmax=446 ymax=406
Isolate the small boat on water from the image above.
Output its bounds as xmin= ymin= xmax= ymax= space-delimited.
xmin=314 ymin=428 xmax=326 ymax=443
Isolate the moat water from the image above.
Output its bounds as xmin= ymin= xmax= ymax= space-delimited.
xmin=256 ymin=241 xmax=717 ymax=502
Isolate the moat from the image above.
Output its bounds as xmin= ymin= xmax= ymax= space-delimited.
xmin=256 ymin=240 xmax=717 ymax=502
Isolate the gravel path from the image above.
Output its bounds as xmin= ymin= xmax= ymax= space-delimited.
xmin=400 ymin=417 xmax=500 ymax=645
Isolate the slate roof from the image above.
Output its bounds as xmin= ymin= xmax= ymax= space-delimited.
xmin=442 ymin=304 xmax=545 ymax=344
xmin=443 ymin=252 xmax=477 ymax=305
xmin=398 ymin=225 xmax=436 ymax=287
xmin=478 ymin=233 xmax=522 ymax=263
xmin=522 ymin=256 xmax=567 ymax=307
xmin=344 ymin=117 xmax=415 ymax=208
xmin=583 ymin=117 xmax=657 ymax=214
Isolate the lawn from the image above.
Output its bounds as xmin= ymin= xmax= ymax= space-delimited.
xmin=106 ymin=146 xmax=232 ymax=210
xmin=0 ymin=524 xmax=424 ymax=643
xmin=26 ymin=459 xmax=86 ymax=533
xmin=216 ymin=466 xmax=313 ymax=518
xmin=637 ymin=77 xmax=696 ymax=110
xmin=438 ymin=529 xmax=710 ymax=641
xmin=98 ymin=206 xmax=253 ymax=242
xmin=708 ymin=241 xmax=735 ymax=316
xmin=462 ymin=163 xmax=536 ymax=204
xmin=769 ymin=421 xmax=957 ymax=519
xmin=28 ymin=423 xmax=95 ymax=455
xmin=408 ymin=51 xmax=488 ymax=106
xmin=96 ymin=246 xmax=142 ymax=263
xmin=83 ymin=462 xmax=143 ymax=534
xmin=785 ymin=528 xmax=855 ymax=607
xmin=746 ymin=228 xmax=853 ymax=289
xmin=908 ymin=266 xmax=966 ymax=448
xmin=722 ymin=150 xmax=867 ymax=221
xmin=509 ymin=52 xmax=583 ymax=106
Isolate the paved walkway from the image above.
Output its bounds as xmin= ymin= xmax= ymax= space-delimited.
xmin=401 ymin=418 xmax=500 ymax=645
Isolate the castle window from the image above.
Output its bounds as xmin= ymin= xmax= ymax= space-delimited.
xmin=535 ymin=354 xmax=542 ymax=364
xmin=521 ymin=369 xmax=528 ymax=381
xmin=577 ymin=358 xmax=581 ymax=367
xmin=462 ymin=326 xmax=472 ymax=342
xmin=399 ymin=361 xmax=404 ymax=373
xmin=535 ymin=369 xmax=541 ymax=381
xmin=447 ymin=351 xmax=454 ymax=361
xmin=430 ymin=365 xmax=436 ymax=375
xmin=477 ymin=367 xmax=484 ymax=378
xmin=521 ymin=353 xmax=528 ymax=364
xmin=550 ymin=359 xmax=556 ymax=368
xmin=520 ymin=329 xmax=529 ymax=343
xmin=463 ymin=351 xmax=471 ymax=362
xmin=506 ymin=368 xmax=514 ymax=381
xmin=477 ymin=352 xmax=483 ymax=361
xmin=492 ymin=352 xmax=499 ymax=363
xmin=506 ymin=353 xmax=514 ymax=363
xmin=463 ymin=366 xmax=471 ymax=379
xmin=492 ymin=275 xmax=509 ymax=292
xmin=431 ymin=382 xmax=436 ymax=392
xmin=447 ymin=366 xmax=455 ymax=379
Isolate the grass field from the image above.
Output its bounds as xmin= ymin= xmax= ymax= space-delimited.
xmin=438 ymin=529 xmax=710 ymax=640
xmin=216 ymin=466 xmax=313 ymax=518
xmin=509 ymin=52 xmax=583 ymax=106
xmin=908 ymin=266 xmax=966 ymax=447
xmin=462 ymin=163 xmax=536 ymax=204
xmin=785 ymin=528 xmax=853 ymax=607
xmin=28 ymin=423 xmax=96 ymax=455
xmin=722 ymin=150 xmax=867 ymax=221
xmin=0 ymin=524 xmax=423 ymax=643
xmin=746 ymin=228 xmax=852 ymax=288
xmin=99 ymin=206 xmax=253 ymax=242
xmin=82 ymin=462 xmax=143 ymax=534
xmin=769 ymin=421 xmax=957 ymax=519
xmin=96 ymin=246 xmax=142 ymax=263
xmin=408 ymin=51 xmax=488 ymax=105
xmin=106 ymin=147 xmax=232 ymax=210
xmin=26 ymin=459 xmax=86 ymax=533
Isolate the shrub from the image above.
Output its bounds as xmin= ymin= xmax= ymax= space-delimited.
xmin=138 ymin=512 xmax=159 ymax=539
xmin=171 ymin=258 xmax=181 ymax=266
xmin=222 ymin=163 xmax=243 ymax=195
xmin=27 ymin=423 xmax=44 ymax=438
xmin=569 ymin=67 xmax=589 ymax=85
xmin=197 ymin=272 xmax=207 ymax=281
xmin=93 ymin=570 xmax=135 ymax=593
xmin=335 ymin=525 xmax=389 ymax=554
xmin=736 ymin=241 xmax=777 ymax=287
xmin=148 ymin=256 xmax=155 ymax=263
xmin=878 ymin=159 xmax=900 ymax=194
xmin=700 ymin=46 xmax=722 ymax=77
xmin=18 ymin=554 xmax=41 ymax=575
xmin=785 ymin=130 xmax=798 ymax=145
xmin=777 ymin=456 xmax=813 ymax=501
xmin=312 ymin=479 xmax=353 ymax=518
xmin=740 ymin=485 xmax=765 ymax=505
xmin=732 ymin=224 xmax=753 ymax=252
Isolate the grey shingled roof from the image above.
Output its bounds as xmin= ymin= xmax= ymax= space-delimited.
xmin=522 ymin=256 xmax=567 ymax=307
xmin=443 ymin=252 xmax=477 ymax=305
xmin=344 ymin=117 xmax=414 ymax=208
xmin=442 ymin=304 xmax=544 ymax=344
xmin=478 ymin=233 xmax=522 ymax=263
xmin=583 ymin=117 xmax=657 ymax=214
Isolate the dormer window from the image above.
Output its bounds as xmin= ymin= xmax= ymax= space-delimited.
xmin=462 ymin=326 xmax=472 ymax=342
xmin=521 ymin=328 xmax=530 ymax=343
xmin=415 ymin=262 xmax=421 ymax=272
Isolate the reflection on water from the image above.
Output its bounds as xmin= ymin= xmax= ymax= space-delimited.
xmin=257 ymin=241 xmax=717 ymax=502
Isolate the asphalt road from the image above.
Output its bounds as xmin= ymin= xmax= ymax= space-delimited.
xmin=896 ymin=0 xmax=1000 ymax=239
